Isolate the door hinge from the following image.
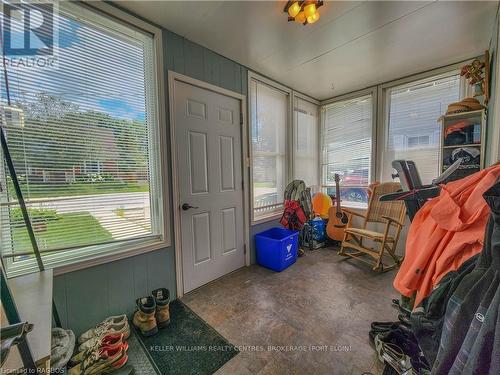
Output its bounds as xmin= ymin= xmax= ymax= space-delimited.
xmin=240 ymin=113 xmax=243 ymax=125
xmin=241 ymin=179 xmax=244 ymax=189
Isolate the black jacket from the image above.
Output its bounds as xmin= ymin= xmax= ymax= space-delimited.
xmin=432 ymin=180 xmax=500 ymax=375
xmin=411 ymin=253 xmax=478 ymax=365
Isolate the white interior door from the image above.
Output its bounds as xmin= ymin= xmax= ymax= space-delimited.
xmin=173 ymin=80 xmax=245 ymax=293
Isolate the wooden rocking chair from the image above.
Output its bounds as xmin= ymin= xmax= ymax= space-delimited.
xmin=338 ymin=182 xmax=406 ymax=271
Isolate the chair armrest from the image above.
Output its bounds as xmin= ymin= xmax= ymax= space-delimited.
xmin=381 ymin=215 xmax=405 ymax=227
xmin=342 ymin=208 xmax=367 ymax=219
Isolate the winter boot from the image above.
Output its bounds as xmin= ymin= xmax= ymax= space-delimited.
xmin=132 ymin=296 xmax=158 ymax=336
xmin=152 ymin=288 xmax=171 ymax=328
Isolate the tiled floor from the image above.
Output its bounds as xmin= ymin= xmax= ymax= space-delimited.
xmin=181 ymin=248 xmax=400 ymax=375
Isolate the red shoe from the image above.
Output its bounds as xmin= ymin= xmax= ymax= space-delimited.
xmin=69 ymin=333 xmax=125 ymax=366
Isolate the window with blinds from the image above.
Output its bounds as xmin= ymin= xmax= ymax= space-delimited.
xmin=0 ymin=3 xmax=163 ymax=274
xmin=321 ymin=94 xmax=373 ymax=207
xmin=294 ymin=97 xmax=319 ymax=187
xmin=250 ymin=78 xmax=289 ymax=220
xmin=382 ymin=73 xmax=461 ymax=184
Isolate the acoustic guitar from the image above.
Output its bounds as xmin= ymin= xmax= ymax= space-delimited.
xmin=326 ymin=174 xmax=349 ymax=241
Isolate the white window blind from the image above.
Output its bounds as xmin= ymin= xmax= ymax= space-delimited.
xmin=321 ymin=94 xmax=373 ymax=207
xmin=294 ymin=97 xmax=319 ymax=187
xmin=250 ymin=79 xmax=288 ymax=220
xmin=382 ymin=74 xmax=461 ymax=184
xmin=0 ymin=3 xmax=163 ymax=274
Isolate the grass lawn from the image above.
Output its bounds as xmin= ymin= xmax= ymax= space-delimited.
xmin=8 ymin=181 xmax=149 ymax=199
xmin=253 ymin=182 xmax=275 ymax=188
xmin=12 ymin=212 xmax=112 ymax=252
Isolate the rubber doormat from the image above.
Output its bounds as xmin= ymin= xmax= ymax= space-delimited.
xmin=134 ymin=299 xmax=238 ymax=375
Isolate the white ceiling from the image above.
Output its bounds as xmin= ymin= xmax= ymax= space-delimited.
xmin=114 ymin=1 xmax=499 ymax=100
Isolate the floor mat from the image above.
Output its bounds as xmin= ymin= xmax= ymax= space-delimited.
xmin=126 ymin=329 xmax=160 ymax=374
xmin=134 ymin=299 xmax=238 ymax=375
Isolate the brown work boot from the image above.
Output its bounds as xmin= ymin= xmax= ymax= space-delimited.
xmin=132 ymin=296 xmax=158 ymax=336
xmin=152 ymin=288 xmax=171 ymax=328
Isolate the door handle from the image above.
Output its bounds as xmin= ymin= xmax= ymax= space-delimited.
xmin=182 ymin=203 xmax=199 ymax=211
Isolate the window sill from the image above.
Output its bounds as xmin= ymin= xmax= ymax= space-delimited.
xmin=251 ymin=212 xmax=282 ymax=225
xmin=341 ymin=202 xmax=368 ymax=210
xmin=5 ymin=237 xmax=170 ymax=278
xmin=251 ymin=204 xmax=367 ymax=226
xmin=53 ymin=239 xmax=170 ymax=276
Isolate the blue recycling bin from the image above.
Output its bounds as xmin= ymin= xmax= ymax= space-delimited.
xmin=255 ymin=227 xmax=299 ymax=272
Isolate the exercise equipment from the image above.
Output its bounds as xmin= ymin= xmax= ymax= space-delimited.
xmin=380 ymin=159 xmax=463 ymax=221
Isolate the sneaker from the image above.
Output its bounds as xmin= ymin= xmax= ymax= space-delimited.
xmin=78 ymin=321 xmax=130 ymax=352
xmin=132 ymin=296 xmax=158 ymax=336
xmin=68 ymin=343 xmax=128 ymax=375
xmin=69 ymin=333 xmax=125 ymax=367
xmin=152 ymin=288 xmax=171 ymax=328
xmin=78 ymin=315 xmax=128 ymax=344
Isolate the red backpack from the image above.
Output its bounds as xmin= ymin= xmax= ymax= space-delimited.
xmin=280 ymin=199 xmax=307 ymax=230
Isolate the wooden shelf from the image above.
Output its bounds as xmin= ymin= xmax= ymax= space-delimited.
xmin=443 ymin=143 xmax=481 ymax=149
xmin=441 ymin=109 xmax=484 ymax=121
xmin=440 ymin=109 xmax=486 ymax=181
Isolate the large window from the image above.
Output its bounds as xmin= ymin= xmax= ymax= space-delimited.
xmin=294 ymin=97 xmax=319 ymax=187
xmin=249 ymin=76 xmax=290 ymax=221
xmin=0 ymin=3 xmax=165 ymax=275
xmin=321 ymin=94 xmax=373 ymax=207
xmin=382 ymin=73 xmax=461 ymax=184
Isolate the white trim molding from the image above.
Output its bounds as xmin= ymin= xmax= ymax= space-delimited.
xmin=168 ymin=71 xmax=250 ymax=298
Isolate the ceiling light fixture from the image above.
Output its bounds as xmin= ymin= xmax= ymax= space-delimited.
xmin=284 ymin=1 xmax=323 ymax=26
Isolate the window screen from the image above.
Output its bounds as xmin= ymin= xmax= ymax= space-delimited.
xmin=0 ymin=3 xmax=163 ymax=273
xmin=382 ymin=74 xmax=461 ymax=184
xmin=250 ymin=79 xmax=288 ymax=220
xmin=294 ymin=97 xmax=319 ymax=187
xmin=321 ymin=94 xmax=373 ymax=207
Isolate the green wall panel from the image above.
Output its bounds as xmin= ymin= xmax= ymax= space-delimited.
xmin=203 ymin=49 xmax=222 ymax=86
xmin=64 ymin=264 xmax=109 ymax=336
xmin=52 ymin=273 xmax=68 ymax=328
xmin=241 ymin=66 xmax=248 ymax=96
xmin=164 ymin=30 xmax=246 ymax=95
xmin=165 ymin=31 xmax=185 ymax=74
xmin=184 ymin=40 xmax=205 ymax=81
xmin=54 ymin=248 xmax=175 ymax=337
xmin=107 ymin=257 xmax=135 ymax=317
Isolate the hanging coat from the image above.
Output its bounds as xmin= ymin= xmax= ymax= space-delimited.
xmin=462 ymin=180 xmax=500 ymax=375
xmin=432 ymin=180 xmax=500 ymax=375
xmin=410 ymin=253 xmax=478 ymax=366
xmin=394 ymin=165 xmax=500 ymax=306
